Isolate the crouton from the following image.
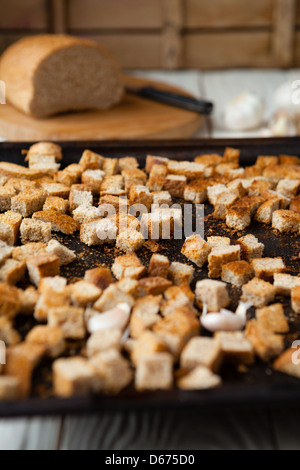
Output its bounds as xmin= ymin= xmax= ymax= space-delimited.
xmin=273 ymin=348 xmax=300 ymax=379
xmin=122 ymin=168 xmax=147 ymax=192
xmin=116 ymin=229 xmax=145 ymax=252
xmin=168 ymin=160 xmax=205 ymax=180
xmin=0 ymin=259 xmax=26 ymax=285
xmin=0 ymin=211 xmax=22 ymax=245
xmin=248 ymin=179 xmax=273 ymax=197
xmin=207 ymin=236 xmax=231 ymax=250
xmin=42 ymin=182 xmax=70 ymax=199
xmin=20 ymin=218 xmax=52 ymax=244
xmin=25 ymin=142 xmax=62 ymax=161
xmin=86 ymin=329 xmax=122 ymax=357
xmin=256 ymin=304 xmax=289 ymax=333
xmin=153 ymin=309 xmax=200 ymax=357
xmin=148 ymin=254 xmax=170 ymax=278
xmin=138 ymin=277 xmax=172 ymax=296
xmin=0 ymin=240 xmax=13 ymax=264
xmin=181 ymin=235 xmax=211 ymax=268
xmin=135 ymin=353 xmax=173 ymax=391
xmin=208 ymin=245 xmax=240 ymax=278
xmin=146 ymin=164 xmax=168 ymax=191
xmin=48 ymin=306 xmax=85 ymax=340
xmin=73 ymin=205 xmax=101 ymax=225
xmin=251 ymin=257 xmax=286 ymax=281
xmin=207 ymin=184 xmax=228 ymax=205
xmin=84 ymin=267 xmax=113 ymax=290
xmin=116 ymin=278 xmax=140 ymax=297
xmin=255 ymin=197 xmax=281 ymax=224
xmin=226 ymin=196 xmax=263 ymax=230
xmin=140 ymin=210 xmax=181 ymax=240
xmin=177 ymin=367 xmax=221 ymax=390
xmin=11 ymin=188 xmax=46 ymax=217
xmin=45 ymin=239 xmax=76 ymax=265
xmin=43 ymin=196 xmax=69 ymax=214
xmin=163 ymin=175 xmax=187 ymax=198
xmin=242 ymin=277 xmax=276 ymax=308
xmin=55 ymin=164 xmax=82 ymax=187
xmin=0 ymin=162 xmax=46 ymax=180
xmin=152 ymin=191 xmax=172 ymax=206
xmin=274 ymin=273 xmax=300 ymax=296
xmin=26 ymin=325 xmax=66 ymax=358
xmin=26 ymin=254 xmax=60 ymax=287
xmin=290 ymin=195 xmax=300 ymax=214
xmin=130 ymin=295 xmax=162 ymax=338
xmin=224 ymin=147 xmax=240 ymax=164
xmin=213 ymin=191 xmax=239 ymax=219
xmin=131 ymin=330 xmax=168 ymax=366
xmin=144 ymin=239 xmax=162 ymax=253
xmin=0 ymin=186 xmax=16 ymax=212
xmin=181 ymin=337 xmax=222 ymax=372
xmin=129 ymin=185 xmax=153 ymax=211
xmin=0 ymin=283 xmax=21 ymax=318
xmin=81 ymin=169 xmax=105 ymax=194
xmin=53 ymin=357 xmax=102 ymax=397
xmin=80 ymin=218 xmax=117 ymax=246
xmin=221 ymin=260 xmax=253 ymax=287
xmin=90 ymin=349 xmax=133 ymax=393
xmin=168 ymin=262 xmax=194 ymax=285
xmin=194 ymin=153 xmax=223 ymax=167
xmin=195 ymin=279 xmax=229 ymax=312
xmin=112 ymin=253 xmax=146 ymax=280
xmin=145 ymin=155 xmax=169 ymax=173
xmin=103 ymin=158 xmax=119 ymax=176
xmin=27 ymin=154 xmax=60 ymax=174
xmin=256 ymin=156 xmax=278 ymax=168
xmin=215 ymin=162 xmax=239 ymax=176
xmin=184 ymin=180 xmax=207 ymax=204
xmin=291 ymin=286 xmax=300 ymax=314
xmin=18 ymin=286 xmax=38 ymax=315
xmin=245 ymin=319 xmax=284 ymax=361
xmin=79 ymin=149 xmax=105 ymax=170
xmin=276 ymin=179 xmax=300 ymax=199
xmin=118 ymin=157 xmax=139 ymax=171
xmin=70 ymin=281 xmax=102 ymax=307
xmin=161 ymin=290 xmax=195 ymax=318
xmin=0 ymin=376 xmax=20 ymax=401
xmin=214 ymin=331 xmax=254 ymax=364
xmin=0 ymin=317 xmax=21 ymax=346
xmin=93 ymin=284 xmax=134 ymax=313
xmin=236 ymin=234 xmax=264 ymax=261
xmin=12 ymin=242 xmax=46 ymax=262
xmin=69 ymin=184 xmax=93 ymax=211
xmin=33 ymin=210 xmax=79 ymax=235
xmin=272 ymin=210 xmax=300 ymax=233
xmin=5 ymin=342 xmax=45 ymax=397
xmin=34 ymin=276 xmax=69 ymax=321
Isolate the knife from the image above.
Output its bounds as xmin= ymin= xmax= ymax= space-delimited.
xmin=126 ymin=85 xmax=213 ymax=115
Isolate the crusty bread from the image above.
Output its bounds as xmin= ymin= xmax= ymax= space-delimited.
xmin=0 ymin=35 xmax=124 ymax=118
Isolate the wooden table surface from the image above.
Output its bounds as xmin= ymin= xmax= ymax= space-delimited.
xmin=1 ymin=69 xmax=300 ymax=450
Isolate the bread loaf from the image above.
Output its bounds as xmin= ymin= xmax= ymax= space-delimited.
xmin=0 ymin=35 xmax=124 ymax=118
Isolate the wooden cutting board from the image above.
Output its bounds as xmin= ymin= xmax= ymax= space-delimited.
xmin=0 ymin=76 xmax=203 ymax=142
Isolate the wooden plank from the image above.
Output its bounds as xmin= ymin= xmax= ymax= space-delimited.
xmin=272 ymin=0 xmax=296 ymax=67
xmin=184 ymin=32 xmax=273 ymax=69
xmin=50 ymin=0 xmax=67 ymax=34
xmin=185 ymin=0 xmax=273 ymax=29
xmin=67 ymin=0 xmax=162 ymax=30
xmin=161 ymin=0 xmax=183 ymax=69
xmin=0 ymin=0 xmax=48 ymax=29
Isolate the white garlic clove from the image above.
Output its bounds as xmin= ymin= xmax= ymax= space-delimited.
xmin=201 ymin=312 xmax=245 ymax=333
xmin=224 ymin=92 xmax=265 ymax=131
xmin=87 ymin=303 xmax=131 ymax=333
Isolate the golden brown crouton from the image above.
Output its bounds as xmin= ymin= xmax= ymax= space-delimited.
xmin=33 ymin=210 xmax=79 ymax=235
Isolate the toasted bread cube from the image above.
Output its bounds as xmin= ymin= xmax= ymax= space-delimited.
xmin=70 ymin=281 xmax=102 ymax=307
xmin=73 ymin=205 xmax=101 ymax=225
xmin=112 ymin=253 xmax=146 ymax=280
xmin=163 ymin=175 xmax=187 ymax=198
xmin=213 ymin=191 xmax=238 ymax=220
xmin=80 ymin=218 xmax=117 ymax=246
xmin=0 ymin=283 xmax=20 ymax=318
xmin=168 ymin=262 xmax=194 ymax=286
xmin=255 ymin=197 xmax=281 ymax=224
xmin=152 ymin=191 xmax=172 ymax=206
xmin=184 ymin=180 xmax=207 ymax=204
xmin=140 ymin=212 xmax=174 ymax=240
xmin=145 ymin=155 xmax=169 ymax=173
xmin=79 ymin=149 xmax=105 ymax=170
xmin=273 ymin=348 xmax=300 ymax=378
xmin=81 ymin=169 xmax=105 ymax=194
xmin=207 ymin=184 xmax=228 ymax=205
xmin=84 ymin=267 xmax=113 ymax=290
xmin=0 ymin=211 xmax=22 ymax=245
xmin=256 ymin=304 xmax=289 ymax=333
xmin=45 ymin=239 xmax=76 ymax=265
xmin=0 ymin=176 xmax=7 ymax=186
xmin=86 ymin=329 xmax=122 ymax=357
xmin=0 ymin=259 xmax=26 ymax=285
xmin=226 ymin=201 xmax=260 ymax=230
xmin=272 ymin=209 xmax=300 ymax=233
xmin=53 ymin=357 xmax=101 ymax=397
xmin=194 ymin=153 xmax=223 ymax=166
xmin=26 ymin=142 xmax=62 ymax=161
xmin=103 ymin=158 xmax=119 ymax=176
xmin=43 ymin=196 xmax=69 ymax=214
xmin=195 ymin=279 xmax=229 ymax=312
xmin=130 ymin=295 xmax=162 ymax=338
xmin=248 ymin=179 xmax=273 ymax=197
xmin=131 ymin=330 xmax=167 ymax=366
xmin=291 ymin=286 xmax=300 ymax=314
xmin=256 ymin=156 xmax=278 ymax=168
xmin=135 ymin=353 xmax=173 ymax=391
xmin=122 ymin=168 xmax=147 ymax=192
xmin=11 ymin=188 xmax=46 ymax=217
xmin=276 ymin=179 xmax=300 ymax=199
xmin=48 ymin=306 xmax=85 ymax=340
xmin=34 ymin=276 xmax=69 ymax=321
xmin=116 ymin=229 xmax=145 ymax=253
xmin=208 ymin=245 xmax=240 ymax=278
xmin=177 ymin=366 xmax=221 ymax=390
xmin=291 ymin=195 xmax=300 ymax=215
xmin=42 ymin=182 xmax=70 ymax=199
xmin=27 ymin=154 xmax=60 ymax=174
xmin=148 ymin=254 xmax=170 ymax=278
xmin=0 ymin=317 xmax=21 ymax=346
xmin=214 ymin=331 xmax=254 ymax=365
xmin=223 ymin=147 xmax=240 ymax=163
xmin=138 ymin=276 xmax=172 ymax=296
xmin=26 ymin=325 xmax=66 ymax=358
xmin=245 ymin=319 xmax=284 ymax=361
xmin=207 ymin=236 xmax=230 ymax=250
xmin=116 ymin=278 xmax=140 ymax=296
xmin=20 ymin=218 xmax=51 ymax=244
xmin=118 ymin=156 xmax=139 ymax=171
xmin=19 ymin=286 xmax=38 ymax=315
xmin=26 ymin=254 xmax=60 ymax=287
xmin=55 ymin=164 xmax=82 ymax=187
xmin=0 ymin=240 xmax=13 ymax=264
xmin=242 ymin=277 xmax=276 ymax=308
xmin=181 ymin=337 xmax=222 ymax=372
xmin=69 ymin=184 xmax=93 ymax=211
xmin=153 ymin=309 xmax=200 ymax=357
xmin=12 ymin=242 xmax=46 ymax=261
xmin=146 ymin=163 xmax=168 ymax=191
xmin=33 ymin=210 xmax=79 ymax=235
xmin=90 ymin=349 xmax=133 ymax=393
xmin=0 ymin=376 xmax=20 ymax=401
xmin=236 ymin=234 xmax=264 ymax=261
xmin=251 ymin=257 xmax=286 ymax=281
xmin=129 ymin=185 xmax=153 ymax=211
xmin=0 ymin=186 xmax=16 ymax=212
xmin=274 ymin=273 xmax=300 ymax=296
xmin=221 ymin=260 xmax=253 ymax=287
xmin=93 ymin=284 xmax=134 ymax=312
xmin=181 ymin=235 xmax=211 ymax=268
xmin=5 ymin=342 xmax=45 ymax=397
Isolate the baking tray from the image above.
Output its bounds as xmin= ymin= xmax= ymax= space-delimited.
xmin=1 ymin=137 xmax=300 ymax=418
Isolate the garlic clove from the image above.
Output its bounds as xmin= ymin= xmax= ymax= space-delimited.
xmin=224 ymin=92 xmax=265 ymax=131
xmin=201 ymin=312 xmax=245 ymax=333
xmin=87 ymin=303 xmax=131 ymax=333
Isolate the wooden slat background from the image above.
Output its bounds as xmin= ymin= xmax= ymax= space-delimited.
xmin=0 ymin=0 xmax=299 ymax=69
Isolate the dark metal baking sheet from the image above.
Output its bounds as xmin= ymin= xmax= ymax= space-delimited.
xmin=1 ymin=137 xmax=300 ymax=418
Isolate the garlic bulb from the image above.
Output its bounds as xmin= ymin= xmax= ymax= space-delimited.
xmin=224 ymin=92 xmax=265 ymax=131
xmin=200 ymin=301 xmax=252 ymax=333
xmin=87 ymin=303 xmax=131 ymax=333
xmin=275 ymin=81 xmax=300 ymax=116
